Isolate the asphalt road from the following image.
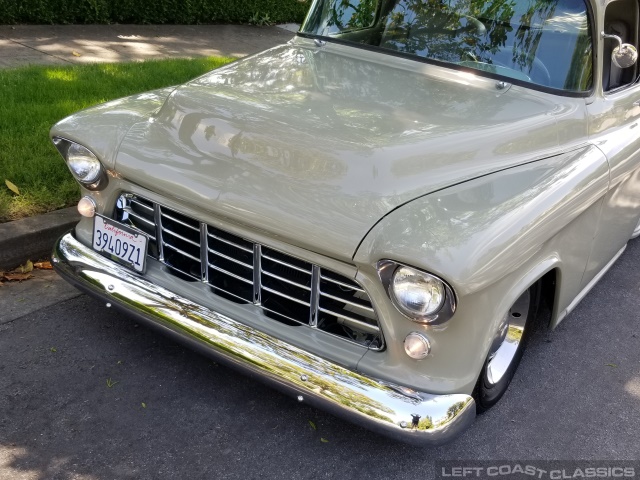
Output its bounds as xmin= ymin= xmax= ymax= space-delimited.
xmin=1 ymin=239 xmax=639 ymax=479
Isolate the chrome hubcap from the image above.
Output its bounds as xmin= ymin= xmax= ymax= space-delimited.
xmin=485 ymin=290 xmax=530 ymax=386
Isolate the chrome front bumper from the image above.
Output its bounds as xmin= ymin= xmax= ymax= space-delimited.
xmin=52 ymin=232 xmax=475 ymax=446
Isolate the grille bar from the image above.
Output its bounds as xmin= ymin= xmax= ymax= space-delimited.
xmin=164 ymin=227 xmax=201 ymax=247
xmin=262 ymin=270 xmax=311 ymax=291
xmin=320 ymin=274 xmax=366 ymax=293
xmin=261 ymin=254 xmax=312 ymax=275
xmin=208 ymin=247 xmax=254 ymax=269
xmin=125 ymin=210 xmax=155 ymax=228
xmin=210 ymin=264 xmax=254 ymax=284
xmin=262 ymin=286 xmax=312 ymax=307
xmin=130 ymin=198 xmax=154 ymax=212
xmin=319 ymin=291 xmax=375 ymax=313
xmin=114 ymin=194 xmax=383 ymax=350
xmin=163 ymin=243 xmax=201 ymax=263
xmin=162 ymin=211 xmax=200 ymax=231
xmin=208 ymin=232 xmax=253 ymax=253
xmin=154 ymin=203 xmax=164 ymax=261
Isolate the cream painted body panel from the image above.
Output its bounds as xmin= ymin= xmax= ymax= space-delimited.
xmin=354 ymin=146 xmax=609 ymax=392
xmin=584 ymin=89 xmax=640 ymax=293
xmin=51 ymin=88 xmax=175 ymax=169
xmin=114 ymin=41 xmax=588 ymax=262
xmin=50 ymin=13 xmax=640 ymax=395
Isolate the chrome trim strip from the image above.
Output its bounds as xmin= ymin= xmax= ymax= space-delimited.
xmin=309 ymin=266 xmax=320 ymax=327
xmin=209 ymin=264 xmax=253 ymax=285
xmin=162 ymin=243 xmax=201 ymax=263
xmin=559 ymin=244 xmax=627 ymax=322
xmin=130 ymin=198 xmax=154 ymax=212
xmin=161 ymin=211 xmax=200 ymax=231
xmin=320 ymin=275 xmax=365 ymax=293
xmin=261 ymin=254 xmax=312 ymax=275
xmin=262 ymin=270 xmax=311 ymax=291
xmin=318 ymin=307 xmax=380 ymax=335
xmin=208 ymin=233 xmax=253 ymax=253
xmin=200 ymin=223 xmax=208 ymax=282
xmin=53 ymin=232 xmax=475 ymax=446
xmin=261 ymin=286 xmax=311 ymax=307
xmin=253 ymin=244 xmax=262 ymax=304
xmin=164 ymin=227 xmax=201 ymax=247
xmin=319 ymin=291 xmax=375 ymax=313
xmin=154 ymin=204 xmax=164 ymax=261
xmin=125 ymin=209 xmax=155 ymax=227
xmin=208 ymin=247 xmax=254 ymax=269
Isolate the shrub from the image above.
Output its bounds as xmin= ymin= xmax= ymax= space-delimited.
xmin=0 ymin=0 xmax=310 ymax=25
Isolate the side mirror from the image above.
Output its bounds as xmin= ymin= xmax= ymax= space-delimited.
xmin=602 ymin=32 xmax=638 ymax=69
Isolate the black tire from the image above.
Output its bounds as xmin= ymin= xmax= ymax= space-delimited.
xmin=474 ymin=282 xmax=541 ymax=413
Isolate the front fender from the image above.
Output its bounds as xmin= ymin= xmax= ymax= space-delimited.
xmin=49 ymin=87 xmax=175 ymax=169
xmin=353 ymin=144 xmax=609 ymax=394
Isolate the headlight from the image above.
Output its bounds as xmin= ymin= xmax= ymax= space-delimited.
xmin=52 ymin=137 xmax=107 ymax=189
xmin=67 ymin=143 xmax=102 ymax=184
xmin=391 ymin=266 xmax=445 ymax=317
xmin=377 ymin=260 xmax=456 ymax=324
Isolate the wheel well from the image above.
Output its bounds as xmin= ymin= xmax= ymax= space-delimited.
xmin=537 ymin=268 xmax=557 ymax=328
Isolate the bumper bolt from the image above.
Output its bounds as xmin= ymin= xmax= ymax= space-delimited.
xmin=297 ymin=395 xmax=304 ymax=402
xmin=300 ymin=374 xmax=308 ymax=382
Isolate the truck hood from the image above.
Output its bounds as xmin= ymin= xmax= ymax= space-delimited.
xmin=115 ymin=40 xmax=585 ymax=261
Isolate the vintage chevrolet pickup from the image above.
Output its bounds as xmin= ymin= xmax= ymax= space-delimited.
xmin=51 ymin=0 xmax=640 ymax=445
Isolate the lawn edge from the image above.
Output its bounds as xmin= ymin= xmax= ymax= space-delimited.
xmin=0 ymin=206 xmax=79 ymax=269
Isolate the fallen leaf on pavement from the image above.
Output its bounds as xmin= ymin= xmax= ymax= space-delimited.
xmin=5 ymin=179 xmax=20 ymax=195
xmin=15 ymin=260 xmax=33 ymax=273
xmin=1 ymin=272 xmax=34 ymax=282
xmin=605 ymin=363 xmax=618 ymax=368
xmin=308 ymin=420 xmax=317 ymax=431
xmin=320 ymin=438 xmax=329 ymax=443
xmin=72 ymin=51 xmax=82 ymax=57
xmin=34 ymin=261 xmax=53 ymax=270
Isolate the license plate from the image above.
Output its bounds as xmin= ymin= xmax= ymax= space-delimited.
xmin=93 ymin=215 xmax=148 ymax=273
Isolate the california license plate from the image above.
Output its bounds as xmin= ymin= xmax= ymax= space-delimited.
xmin=93 ymin=215 xmax=148 ymax=273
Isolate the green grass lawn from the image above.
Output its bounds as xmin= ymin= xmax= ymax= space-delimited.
xmin=0 ymin=57 xmax=233 ymax=223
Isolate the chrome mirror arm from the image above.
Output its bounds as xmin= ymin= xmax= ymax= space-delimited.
xmin=601 ymin=31 xmax=623 ymax=49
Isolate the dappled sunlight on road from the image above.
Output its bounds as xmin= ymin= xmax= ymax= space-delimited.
xmin=624 ymin=377 xmax=640 ymax=400
xmin=0 ymin=445 xmax=102 ymax=480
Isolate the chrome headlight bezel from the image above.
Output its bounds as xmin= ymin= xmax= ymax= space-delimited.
xmin=377 ymin=260 xmax=457 ymax=325
xmin=52 ymin=137 xmax=108 ymax=190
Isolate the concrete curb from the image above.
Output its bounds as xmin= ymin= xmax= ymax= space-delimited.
xmin=0 ymin=207 xmax=79 ymax=270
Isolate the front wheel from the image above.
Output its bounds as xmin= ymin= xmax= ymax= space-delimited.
xmin=474 ymin=284 xmax=540 ymax=412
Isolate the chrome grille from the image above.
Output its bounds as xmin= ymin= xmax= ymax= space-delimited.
xmin=115 ymin=194 xmax=383 ymax=350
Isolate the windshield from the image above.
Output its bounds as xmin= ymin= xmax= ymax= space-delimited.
xmin=301 ymin=0 xmax=593 ymax=92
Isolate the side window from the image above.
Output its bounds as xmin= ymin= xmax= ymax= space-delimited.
xmin=603 ymin=0 xmax=639 ymax=92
